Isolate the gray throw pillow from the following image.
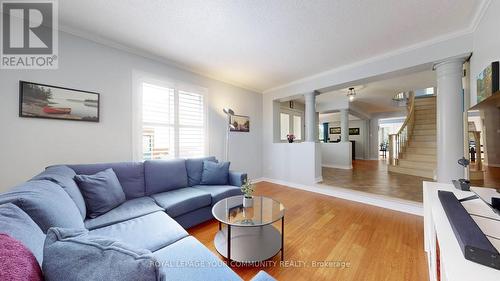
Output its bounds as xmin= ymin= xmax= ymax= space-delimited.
xmin=75 ymin=168 xmax=126 ymax=219
xmin=43 ymin=228 xmax=161 ymax=281
xmin=200 ymin=161 xmax=230 ymax=185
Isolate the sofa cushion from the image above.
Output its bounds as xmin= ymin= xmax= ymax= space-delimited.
xmin=84 ymin=197 xmax=163 ymax=230
xmin=228 ymin=171 xmax=248 ymax=187
xmin=144 ymin=159 xmax=188 ymax=195
xmin=75 ymin=168 xmax=126 ymax=219
xmin=0 ymin=203 xmax=45 ymax=265
xmin=185 ymin=156 xmax=217 ymax=186
xmin=90 ymin=211 xmax=188 ymax=252
xmin=43 ymin=228 xmax=160 ymax=281
xmin=0 ymin=234 xmax=43 ymax=281
xmin=68 ymin=162 xmax=145 ymax=199
xmin=153 ymin=236 xmax=242 ymax=281
xmin=200 ymin=161 xmax=230 ymax=185
xmin=31 ymin=165 xmax=87 ymax=219
xmin=193 ymin=185 xmax=243 ymax=204
xmin=0 ymin=180 xmax=85 ymax=233
xmin=150 ymin=188 xmax=211 ymax=218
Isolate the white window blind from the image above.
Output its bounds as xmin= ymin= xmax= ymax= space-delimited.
xmin=141 ymin=82 xmax=206 ymax=160
xmin=178 ymin=90 xmax=205 ymax=158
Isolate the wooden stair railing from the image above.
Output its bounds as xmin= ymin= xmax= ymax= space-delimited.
xmin=388 ymin=91 xmax=415 ymax=166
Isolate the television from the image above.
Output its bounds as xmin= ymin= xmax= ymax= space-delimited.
xmin=476 ymin=61 xmax=499 ymax=104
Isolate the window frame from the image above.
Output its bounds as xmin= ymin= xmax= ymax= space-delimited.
xmin=132 ymin=72 xmax=209 ymax=161
xmin=279 ymin=108 xmax=304 ymax=142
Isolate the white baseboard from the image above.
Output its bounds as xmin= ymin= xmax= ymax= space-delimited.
xmin=322 ymin=164 xmax=353 ymax=169
xmin=258 ymin=177 xmax=423 ymax=216
xmin=251 ymin=177 xmax=266 ymax=183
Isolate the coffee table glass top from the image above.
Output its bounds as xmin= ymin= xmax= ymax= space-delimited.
xmin=212 ymin=195 xmax=285 ymax=227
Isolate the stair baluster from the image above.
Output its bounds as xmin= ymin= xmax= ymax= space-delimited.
xmin=388 ymin=92 xmax=415 ymax=166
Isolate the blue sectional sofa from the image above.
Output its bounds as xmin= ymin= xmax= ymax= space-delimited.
xmin=0 ymin=157 xmax=276 ymax=281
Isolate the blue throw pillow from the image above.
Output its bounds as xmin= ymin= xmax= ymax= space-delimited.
xmin=185 ymin=156 xmax=218 ymax=186
xmin=200 ymin=161 xmax=230 ymax=185
xmin=43 ymin=228 xmax=160 ymax=281
xmin=74 ymin=168 xmax=126 ymax=219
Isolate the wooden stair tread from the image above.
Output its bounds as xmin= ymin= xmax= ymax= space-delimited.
xmin=388 ymin=166 xmax=434 ymax=179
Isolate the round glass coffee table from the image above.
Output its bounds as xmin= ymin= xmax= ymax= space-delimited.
xmin=212 ymin=195 xmax=285 ymax=263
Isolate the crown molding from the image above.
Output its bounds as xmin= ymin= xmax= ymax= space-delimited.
xmin=263 ymin=1 xmax=491 ymax=95
xmin=469 ymin=0 xmax=491 ymax=32
xmin=263 ymin=29 xmax=473 ymax=95
xmin=58 ymin=0 xmax=492 ymax=96
xmin=57 ymin=25 xmax=263 ymax=94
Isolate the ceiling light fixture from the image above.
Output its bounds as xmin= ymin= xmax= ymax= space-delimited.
xmin=347 ymin=87 xmax=356 ymax=102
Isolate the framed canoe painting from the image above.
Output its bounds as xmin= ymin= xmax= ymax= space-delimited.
xmin=19 ymin=81 xmax=100 ymax=122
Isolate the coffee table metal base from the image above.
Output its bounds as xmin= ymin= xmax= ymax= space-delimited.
xmin=214 ymin=224 xmax=281 ymax=263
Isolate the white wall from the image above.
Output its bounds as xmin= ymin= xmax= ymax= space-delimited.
xmin=470 ymin=1 xmax=500 ymax=166
xmin=322 ymin=142 xmax=352 ymax=169
xmin=323 ymin=120 xmax=367 ymax=159
xmin=0 ymin=32 xmax=263 ymax=191
xmin=470 ymin=0 xmax=500 ymax=106
xmin=265 ymin=142 xmax=320 ymax=185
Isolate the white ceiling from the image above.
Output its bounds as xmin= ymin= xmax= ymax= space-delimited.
xmin=318 ymin=69 xmax=436 ymax=115
xmin=59 ymin=0 xmax=484 ymax=92
xmin=319 ymin=113 xmax=360 ymax=123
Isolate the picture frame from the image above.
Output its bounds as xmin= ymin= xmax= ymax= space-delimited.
xmin=329 ymin=127 xmax=360 ymax=135
xmin=329 ymin=127 xmax=341 ymax=134
xmin=229 ymin=114 xmax=250 ymax=132
xmin=19 ymin=81 xmax=100 ymax=122
xmin=477 ymin=61 xmax=499 ymax=104
xmin=349 ymin=128 xmax=360 ymax=135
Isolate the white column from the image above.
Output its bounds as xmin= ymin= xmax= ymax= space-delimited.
xmin=304 ymin=92 xmax=317 ymax=142
xmin=434 ymin=58 xmax=465 ymax=182
xmin=340 ymin=108 xmax=349 ymax=142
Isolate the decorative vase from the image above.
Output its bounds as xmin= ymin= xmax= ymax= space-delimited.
xmin=243 ymin=196 xmax=253 ymax=207
xmin=288 ymin=139 xmax=294 ymax=143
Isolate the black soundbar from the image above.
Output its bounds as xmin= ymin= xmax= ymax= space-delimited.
xmin=438 ymin=191 xmax=500 ymax=270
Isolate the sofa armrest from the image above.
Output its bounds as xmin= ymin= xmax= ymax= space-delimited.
xmin=251 ymin=270 xmax=277 ymax=281
xmin=228 ymin=171 xmax=247 ymax=187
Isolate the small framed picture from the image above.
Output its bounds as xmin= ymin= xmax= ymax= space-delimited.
xmin=329 ymin=127 xmax=341 ymax=134
xmin=19 ymin=81 xmax=99 ymax=122
xmin=230 ymin=115 xmax=250 ymax=132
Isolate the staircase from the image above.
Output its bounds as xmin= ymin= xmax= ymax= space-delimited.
xmin=388 ymin=95 xmax=436 ymax=179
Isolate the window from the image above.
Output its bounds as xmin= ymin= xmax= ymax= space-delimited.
xmin=280 ymin=112 xmax=303 ymax=141
xmin=280 ymin=113 xmax=290 ymax=140
xmin=318 ymin=124 xmax=324 ymax=142
xmin=293 ymin=116 xmax=302 ymax=140
xmin=141 ymin=82 xmax=206 ymax=160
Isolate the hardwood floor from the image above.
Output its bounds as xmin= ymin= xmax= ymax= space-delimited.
xmin=470 ymin=165 xmax=500 ymax=188
xmin=189 ymin=182 xmax=429 ymax=281
xmin=321 ymin=160 xmax=432 ymax=202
